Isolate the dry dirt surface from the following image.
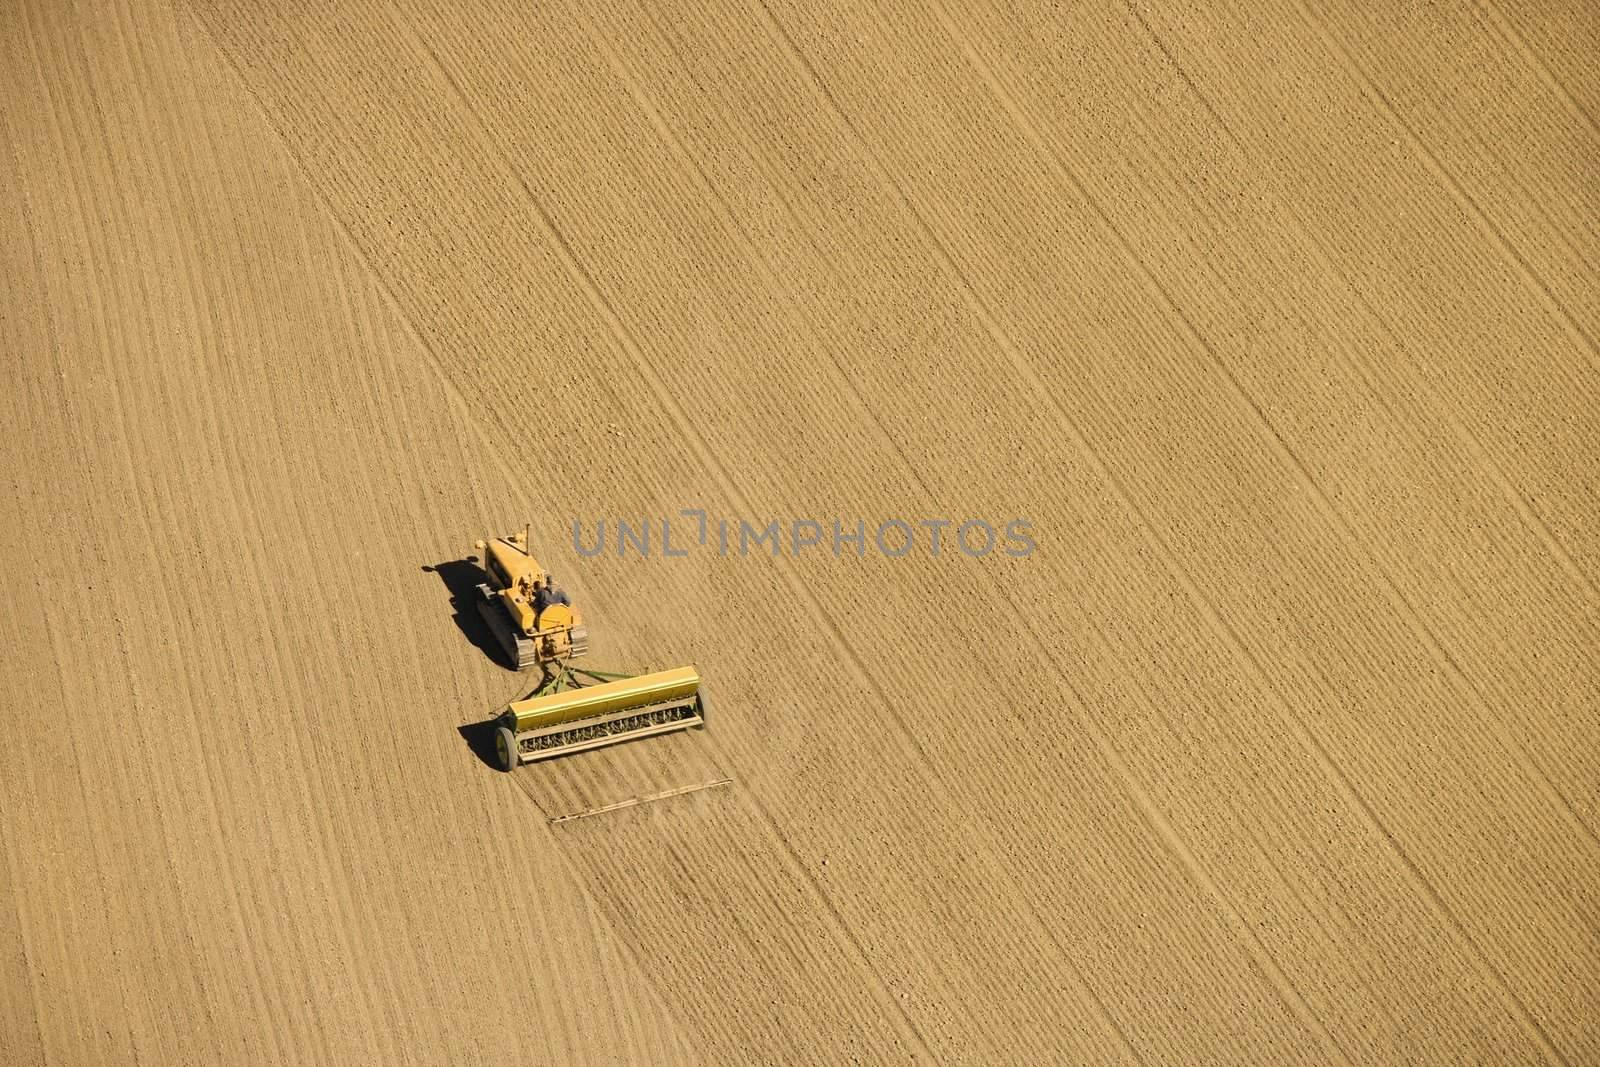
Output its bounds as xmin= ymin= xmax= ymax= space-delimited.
xmin=3 ymin=1 xmax=1597 ymax=1064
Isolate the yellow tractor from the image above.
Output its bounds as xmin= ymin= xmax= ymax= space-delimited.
xmin=474 ymin=525 xmax=588 ymax=671
xmin=473 ymin=527 xmax=707 ymax=769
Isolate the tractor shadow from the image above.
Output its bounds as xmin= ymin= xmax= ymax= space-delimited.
xmin=422 ymin=557 xmax=513 ymax=670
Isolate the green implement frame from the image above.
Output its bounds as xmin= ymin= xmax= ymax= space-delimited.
xmin=492 ymin=662 xmax=708 ymax=770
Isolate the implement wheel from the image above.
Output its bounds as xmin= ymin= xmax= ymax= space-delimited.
xmin=495 ymin=727 xmax=519 ymax=772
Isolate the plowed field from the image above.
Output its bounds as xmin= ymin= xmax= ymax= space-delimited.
xmin=3 ymin=2 xmax=1596 ymax=1063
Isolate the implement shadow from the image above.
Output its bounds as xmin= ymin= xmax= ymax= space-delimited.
xmin=457 ymin=720 xmax=502 ymax=771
